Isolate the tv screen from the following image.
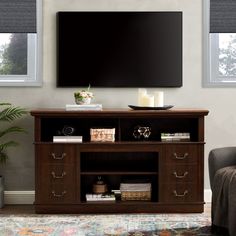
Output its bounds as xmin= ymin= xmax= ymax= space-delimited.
xmin=57 ymin=11 xmax=182 ymax=87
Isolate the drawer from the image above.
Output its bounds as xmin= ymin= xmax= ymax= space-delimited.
xmin=35 ymin=144 xmax=76 ymax=164
xmin=165 ymin=144 xmax=201 ymax=164
xmin=35 ymin=183 xmax=77 ymax=204
xmin=162 ymin=164 xmax=198 ymax=183
xmin=37 ymin=164 xmax=76 ymax=184
xmin=159 ymin=183 xmax=201 ymax=203
xmin=35 ymin=164 xmax=77 ymax=204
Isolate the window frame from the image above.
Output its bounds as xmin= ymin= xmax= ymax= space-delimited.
xmin=0 ymin=0 xmax=42 ymax=87
xmin=203 ymin=0 xmax=236 ymax=87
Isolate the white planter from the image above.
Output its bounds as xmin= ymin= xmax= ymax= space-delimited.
xmin=75 ymin=97 xmax=91 ymax=105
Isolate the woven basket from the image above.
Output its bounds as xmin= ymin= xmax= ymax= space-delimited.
xmin=121 ymin=191 xmax=151 ymax=201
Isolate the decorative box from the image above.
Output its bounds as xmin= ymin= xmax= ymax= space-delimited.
xmin=90 ymin=128 xmax=115 ymax=142
xmin=120 ymin=183 xmax=151 ymax=201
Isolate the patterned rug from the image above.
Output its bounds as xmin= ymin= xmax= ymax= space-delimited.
xmin=0 ymin=213 xmax=213 ymax=236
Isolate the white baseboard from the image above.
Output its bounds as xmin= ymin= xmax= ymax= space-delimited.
xmin=4 ymin=191 xmax=35 ymax=205
xmin=4 ymin=189 xmax=212 ymax=205
xmin=204 ymin=189 xmax=212 ymax=203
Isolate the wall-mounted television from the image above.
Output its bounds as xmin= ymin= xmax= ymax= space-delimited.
xmin=57 ymin=11 xmax=182 ymax=87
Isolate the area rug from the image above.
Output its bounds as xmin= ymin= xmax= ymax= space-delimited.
xmin=0 ymin=213 xmax=212 ymax=236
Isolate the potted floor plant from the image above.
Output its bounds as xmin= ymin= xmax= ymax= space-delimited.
xmin=0 ymin=103 xmax=27 ymax=208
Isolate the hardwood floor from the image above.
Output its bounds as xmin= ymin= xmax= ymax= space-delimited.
xmin=0 ymin=203 xmax=211 ymax=216
xmin=0 ymin=205 xmax=35 ymax=214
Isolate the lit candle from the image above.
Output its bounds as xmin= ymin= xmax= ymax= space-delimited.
xmin=154 ymin=91 xmax=164 ymax=107
xmin=138 ymin=88 xmax=147 ymax=106
xmin=141 ymin=94 xmax=154 ymax=107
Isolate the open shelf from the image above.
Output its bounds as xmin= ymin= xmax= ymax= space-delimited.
xmin=80 ymin=174 xmax=159 ymax=203
xmin=40 ymin=115 xmax=200 ymax=143
xmin=80 ymin=172 xmax=158 ymax=175
xmin=80 ymin=152 xmax=159 ymax=173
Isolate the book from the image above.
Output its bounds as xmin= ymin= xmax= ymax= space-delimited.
xmin=161 ymin=132 xmax=190 ymax=142
xmin=65 ymin=104 xmax=102 ymax=111
xmin=53 ymin=136 xmax=83 ymax=143
xmin=86 ymin=193 xmax=116 ymax=202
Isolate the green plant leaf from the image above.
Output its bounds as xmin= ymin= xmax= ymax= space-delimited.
xmin=0 ymin=103 xmax=11 ymax=106
xmin=0 ymin=106 xmax=27 ymax=122
xmin=0 ymin=141 xmax=18 ymax=164
xmin=0 ymin=141 xmax=18 ymax=151
xmin=0 ymin=126 xmax=26 ymax=138
xmin=0 ymin=151 xmax=8 ymax=164
xmin=0 ymin=104 xmax=27 ymax=165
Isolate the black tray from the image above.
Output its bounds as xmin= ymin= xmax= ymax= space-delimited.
xmin=128 ymin=105 xmax=173 ymax=110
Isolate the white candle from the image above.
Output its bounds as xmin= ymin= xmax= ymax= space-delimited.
xmin=154 ymin=91 xmax=164 ymax=107
xmin=138 ymin=88 xmax=147 ymax=106
xmin=141 ymin=94 xmax=154 ymax=107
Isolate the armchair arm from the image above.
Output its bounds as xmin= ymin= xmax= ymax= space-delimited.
xmin=209 ymin=147 xmax=236 ymax=189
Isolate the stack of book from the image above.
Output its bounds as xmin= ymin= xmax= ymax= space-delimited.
xmin=86 ymin=193 xmax=115 ymax=202
xmin=53 ymin=136 xmax=82 ymax=143
xmin=161 ymin=132 xmax=190 ymax=142
xmin=65 ymin=104 xmax=102 ymax=111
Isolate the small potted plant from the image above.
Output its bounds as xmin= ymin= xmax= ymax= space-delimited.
xmin=74 ymin=85 xmax=94 ymax=105
xmin=0 ymin=102 xmax=27 ymax=208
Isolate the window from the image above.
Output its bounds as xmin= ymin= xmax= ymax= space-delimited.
xmin=0 ymin=0 xmax=42 ymax=86
xmin=203 ymin=0 xmax=236 ymax=87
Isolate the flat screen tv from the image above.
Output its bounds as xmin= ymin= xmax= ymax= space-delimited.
xmin=57 ymin=11 xmax=182 ymax=87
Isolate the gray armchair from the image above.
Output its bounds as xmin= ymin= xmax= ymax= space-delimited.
xmin=209 ymin=147 xmax=236 ymax=235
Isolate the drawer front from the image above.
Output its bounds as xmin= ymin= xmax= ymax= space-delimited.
xmin=162 ymin=164 xmax=198 ymax=183
xmin=35 ymin=144 xmax=76 ymax=164
xmin=36 ymin=164 xmax=77 ymax=204
xmin=159 ymin=183 xmax=201 ymax=203
xmin=36 ymin=183 xmax=76 ymax=204
xmin=35 ymin=144 xmax=77 ymax=204
xmin=165 ymin=144 xmax=201 ymax=164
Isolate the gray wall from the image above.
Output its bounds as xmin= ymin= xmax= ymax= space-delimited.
xmin=0 ymin=0 xmax=234 ymax=191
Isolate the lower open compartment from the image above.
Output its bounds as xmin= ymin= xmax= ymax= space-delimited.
xmin=80 ymin=174 xmax=159 ymax=203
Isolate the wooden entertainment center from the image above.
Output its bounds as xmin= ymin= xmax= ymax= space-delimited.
xmin=31 ymin=108 xmax=208 ymax=214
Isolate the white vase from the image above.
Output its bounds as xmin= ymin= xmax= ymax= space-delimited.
xmin=75 ymin=97 xmax=91 ymax=105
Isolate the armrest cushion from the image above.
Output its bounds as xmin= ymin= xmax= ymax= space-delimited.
xmin=209 ymin=147 xmax=236 ymax=189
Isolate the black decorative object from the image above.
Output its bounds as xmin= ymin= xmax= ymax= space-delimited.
xmin=62 ymin=126 xmax=75 ymax=136
xmin=133 ymin=126 xmax=151 ymax=140
xmin=57 ymin=125 xmax=75 ymax=136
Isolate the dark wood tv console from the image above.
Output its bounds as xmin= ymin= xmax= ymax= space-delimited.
xmin=31 ymin=108 xmax=209 ymax=214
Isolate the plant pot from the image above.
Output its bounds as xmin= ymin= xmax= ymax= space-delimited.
xmin=75 ymin=97 xmax=91 ymax=105
xmin=0 ymin=176 xmax=4 ymax=208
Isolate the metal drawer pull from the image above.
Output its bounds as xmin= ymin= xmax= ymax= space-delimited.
xmin=173 ymin=171 xmax=188 ymax=179
xmin=51 ymin=190 xmax=66 ymax=198
xmin=51 ymin=153 xmax=66 ymax=160
xmin=51 ymin=171 xmax=66 ymax=179
xmin=173 ymin=190 xmax=188 ymax=197
xmin=173 ymin=152 xmax=189 ymax=160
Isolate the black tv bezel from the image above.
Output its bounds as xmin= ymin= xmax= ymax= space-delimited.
xmin=57 ymin=11 xmax=183 ymax=88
